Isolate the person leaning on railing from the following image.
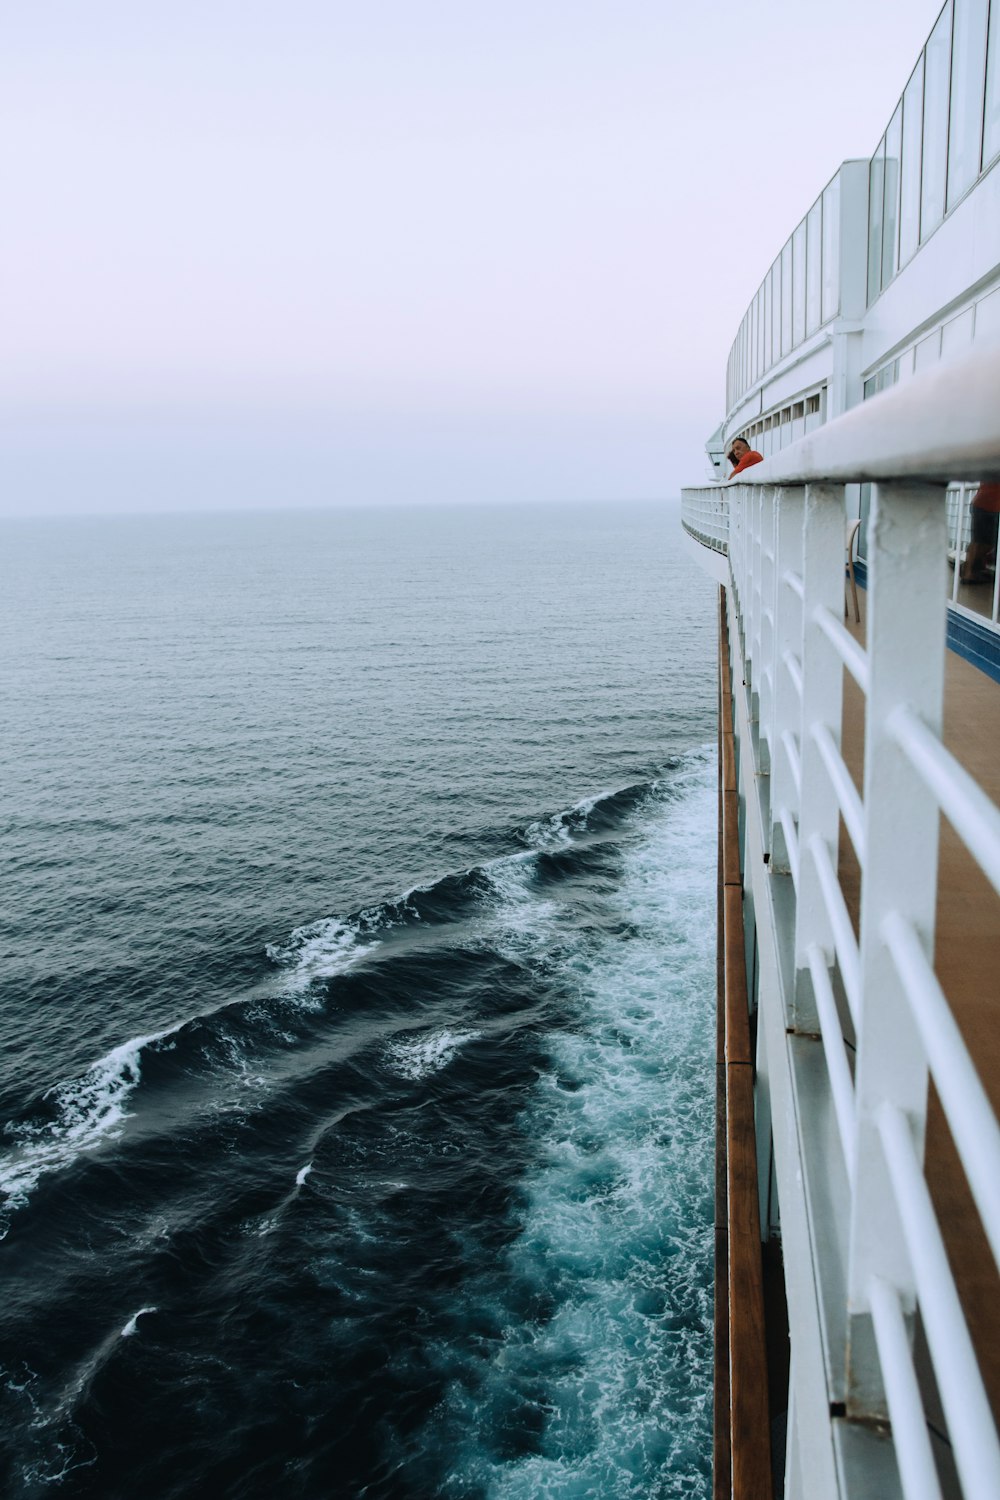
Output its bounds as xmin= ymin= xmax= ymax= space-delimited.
xmin=726 ymin=436 xmax=764 ymax=481
xmin=959 ymin=481 xmax=1000 ymax=584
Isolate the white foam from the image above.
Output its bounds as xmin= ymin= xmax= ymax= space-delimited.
xmin=523 ymin=790 xmax=607 ymax=851
xmin=0 ymin=1023 xmax=178 ymax=1228
xmin=295 ymin=1161 xmax=313 ymax=1187
xmin=120 ymin=1307 xmax=157 ymax=1339
xmin=382 ymin=1029 xmax=482 ymax=1081
xmin=265 ymin=917 xmax=377 ymax=998
xmin=442 ymin=753 xmax=718 ymax=1496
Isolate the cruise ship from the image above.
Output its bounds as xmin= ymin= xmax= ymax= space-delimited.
xmin=681 ymin=4 xmax=1000 ymax=1497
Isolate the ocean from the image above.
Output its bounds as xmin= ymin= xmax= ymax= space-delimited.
xmin=1 ymin=501 xmax=718 ymax=1499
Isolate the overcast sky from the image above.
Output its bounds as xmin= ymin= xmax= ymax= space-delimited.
xmin=2 ymin=0 xmax=944 ymax=516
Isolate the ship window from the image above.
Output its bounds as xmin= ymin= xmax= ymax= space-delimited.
xmin=780 ymin=241 xmax=792 ymax=356
xmin=882 ymin=102 xmax=902 ymax=288
xmin=780 ymin=408 xmax=791 ymax=423
xmin=805 ymin=394 xmax=821 ymax=415
xmin=947 ymin=0 xmax=989 ymax=210
xmin=791 ymin=219 xmax=809 ymax=345
xmin=985 ymin=0 xmax=1000 ymax=164
xmin=941 ymin=306 xmax=974 ymax=362
xmin=821 ymin=176 xmax=840 ymax=323
xmin=791 ymin=401 xmax=804 ymax=418
xmin=805 ymin=198 xmax=822 ymax=334
xmin=976 ymin=285 xmax=1000 ymax=341
xmin=900 ymin=55 xmax=924 ymax=265
xmin=915 ymin=327 xmax=942 ymax=369
xmin=867 ymin=136 xmax=885 ymax=304
xmin=921 ymin=2 xmax=953 ymax=241
xmin=770 ymin=261 xmax=780 ymax=366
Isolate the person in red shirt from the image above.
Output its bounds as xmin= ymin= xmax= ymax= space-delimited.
xmin=727 ymin=436 xmax=764 ymax=480
xmin=960 ymin=481 xmax=1000 ymax=583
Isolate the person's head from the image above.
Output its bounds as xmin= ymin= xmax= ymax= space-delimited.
xmin=729 ymin=437 xmax=750 ymax=465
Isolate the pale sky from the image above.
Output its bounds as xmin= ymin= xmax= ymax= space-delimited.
xmin=2 ymin=0 xmax=944 ymax=515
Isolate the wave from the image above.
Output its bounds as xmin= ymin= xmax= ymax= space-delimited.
xmin=0 ymin=1024 xmax=179 ymax=1232
xmin=264 ymin=915 xmax=380 ymax=998
xmin=120 ymin=1307 xmax=157 ymax=1339
xmin=382 ymin=1028 xmax=484 ymax=1081
xmin=0 ymin=758 xmax=706 ymax=1234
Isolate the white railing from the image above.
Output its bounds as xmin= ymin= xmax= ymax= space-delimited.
xmin=700 ymin=343 xmax=1000 ymax=1500
xmin=680 ymin=485 xmax=728 ymax=553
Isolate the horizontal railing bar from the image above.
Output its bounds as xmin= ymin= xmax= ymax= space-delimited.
xmin=882 ymin=911 xmax=1000 ymax=1271
xmin=877 ymin=1103 xmax=1000 ymax=1500
xmin=808 ymin=835 xmax=861 ymax=1026
xmin=813 ymin=605 xmax=870 ymax=694
xmin=806 ymin=944 xmax=856 ymax=1180
xmin=781 ymin=730 xmax=802 ymax=797
xmin=782 ymin=648 xmax=804 ymax=700
xmin=811 ymin=723 xmax=865 ymax=866
xmin=782 ymin=569 xmax=804 ymax=601
xmin=868 ymin=1276 xmax=944 ymax=1500
xmin=889 ymin=704 xmax=1000 ymax=898
xmin=728 ymin=343 xmax=1000 ymax=486
xmin=779 ymin=808 xmax=800 ymax=890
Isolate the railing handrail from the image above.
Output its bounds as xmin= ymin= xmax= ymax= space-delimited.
xmin=727 ymin=343 xmax=1000 ymax=486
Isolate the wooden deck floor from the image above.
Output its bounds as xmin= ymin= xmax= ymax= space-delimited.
xmin=838 ymin=589 xmax=1000 ymax=1421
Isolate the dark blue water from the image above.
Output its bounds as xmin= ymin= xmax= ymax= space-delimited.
xmin=1 ymin=502 xmax=717 ymax=1498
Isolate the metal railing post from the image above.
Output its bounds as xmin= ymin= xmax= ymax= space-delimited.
xmin=769 ymin=485 xmax=804 ymax=875
xmin=792 ymin=483 xmax=846 ymax=1031
xmin=758 ymin=486 xmax=777 ymax=776
xmin=846 ymin=480 xmax=947 ymax=1415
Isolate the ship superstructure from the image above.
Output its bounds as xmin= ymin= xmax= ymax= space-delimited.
xmin=681 ymin=5 xmax=1000 ymax=1496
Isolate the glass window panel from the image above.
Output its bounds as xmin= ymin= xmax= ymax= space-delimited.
xmin=755 ymin=289 xmax=763 ymax=380
xmin=806 ymin=199 xmax=822 ymax=334
xmin=947 ymin=0 xmax=989 ymax=208
xmin=761 ymin=277 xmax=770 ymax=372
xmin=882 ymin=103 xmax=902 ymax=288
xmin=976 ymin=284 xmax=1000 ymax=342
xmin=749 ymin=297 xmax=758 ymax=384
xmin=770 ymin=262 xmax=780 ymax=363
xmin=985 ymin=0 xmax=1000 ymax=163
xmin=941 ymin=305 xmax=974 ymax=362
xmin=780 ymin=240 xmax=792 ymax=356
xmin=821 ymin=176 xmax=840 ymax=322
xmin=792 ymin=220 xmax=806 ymax=345
xmin=749 ymin=291 xmax=758 ymax=378
xmin=900 ymin=57 xmax=924 ymax=264
xmin=868 ymin=138 xmax=885 ymax=304
xmin=914 ymin=328 xmax=942 ymax=369
xmin=921 ymin=2 xmax=953 ymax=240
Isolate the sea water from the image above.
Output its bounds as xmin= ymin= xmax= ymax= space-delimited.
xmin=0 ymin=502 xmax=717 ymax=1499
